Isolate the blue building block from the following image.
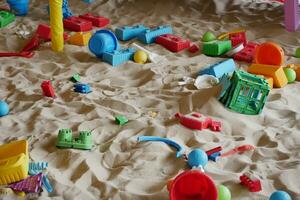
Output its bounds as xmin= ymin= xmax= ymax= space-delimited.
xmin=29 ymin=162 xmax=48 ymax=175
xmin=208 ymin=152 xmax=221 ymax=162
xmin=74 ymin=83 xmax=92 ymax=94
xmin=115 ymin=25 xmax=149 ymax=41
xmin=198 ymin=59 xmax=236 ymax=78
xmin=102 ymin=48 xmax=136 ymax=66
xmin=137 ymin=25 xmax=173 ymax=44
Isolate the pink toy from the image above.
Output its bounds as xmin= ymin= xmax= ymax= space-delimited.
xmin=41 ymin=80 xmax=56 ymax=98
xmin=9 ymin=173 xmax=43 ymax=193
xmin=189 ymin=43 xmax=200 ymax=53
xmin=240 ymin=172 xmax=262 ymax=192
xmin=234 ymin=42 xmax=259 ymax=63
xmin=174 ymin=112 xmax=221 ymax=132
xmin=284 ymin=0 xmax=299 ymax=32
xmin=79 ymin=13 xmax=110 ymax=27
xmin=155 ymin=34 xmax=190 ymax=52
xmin=229 ymin=32 xmax=247 ymax=47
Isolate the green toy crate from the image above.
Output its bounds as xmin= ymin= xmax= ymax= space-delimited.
xmin=202 ymin=40 xmax=231 ymax=57
xmin=0 ymin=11 xmax=15 ymax=28
xmin=219 ymin=70 xmax=270 ymax=115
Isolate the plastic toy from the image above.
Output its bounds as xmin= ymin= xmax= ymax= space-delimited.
xmin=155 ymin=34 xmax=190 ymax=52
xmin=137 ymin=136 xmax=185 ymax=158
xmin=49 ymin=0 xmax=64 ymax=52
xmin=202 ymin=40 xmax=232 ymax=57
xmin=189 ymin=43 xmax=200 ymax=53
xmin=229 ymin=31 xmax=247 ymax=47
xmin=41 ymin=80 xmax=56 ymax=98
xmin=221 ymin=145 xmax=255 ymax=158
xmin=0 ymin=100 xmax=9 ymax=117
xmin=0 ymin=11 xmax=15 ymax=28
xmin=79 ymin=13 xmax=110 ymax=27
xmin=29 ymin=162 xmax=48 ymax=175
xmin=131 ymin=43 xmax=165 ymax=63
xmin=56 ymin=129 xmax=93 ymax=150
xmin=219 ymin=70 xmax=270 ymax=115
xmin=234 ymin=42 xmax=259 ymax=63
xmin=202 ymin=31 xmax=216 ymax=42
xmin=137 ymin=25 xmax=173 ymax=44
xmin=115 ymin=115 xmax=128 ymax=125
xmin=208 ymin=152 xmax=221 ymax=162
xmin=68 ymin=32 xmax=91 ymax=46
xmin=199 ymin=59 xmax=236 ymax=78
xmin=284 ymin=0 xmax=299 ymax=32
xmin=283 ymin=67 xmax=296 ymax=83
xmin=287 ymin=64 xmax=300 ymax=81
xmin=226 ymin=43 xmax=244 ymax=57
xmin=269 ymin=191 xmax=292 ymax=200
xmin=10 ymin=173 xmax=43 ymax=193
xmin=0 ymin=140 xmax=29 ymax=185
xmin=102 ymin=48 xmax=136 ymax=66
xmin=187 ymin=149 xmax=208 ymax=168
xmin=206 ymin=146 xmax=222 ymax=156
xmin=35 ymin=24 xmax=68 ymax=42
xmin=42 ymin=174 xmax=53 ymax=193
xmin=247 ymin=64 xmax=288 ymax=88
xmin=254 ymin=42 xmax=284 ymax=66
xmin=0 ymin=188 xmax=13 ymax=195
xmin=168 ymin=170 xmax=218 ymax=200
xmin=63 ymin=16 xmax=93 ymax=32
xmin=115 ymin=24 xmax=149 ymax=41
xmin=175 ymin=112 xmax=221 ymax=132
xmin=70 ymin=73 xmax=80 ymax=83
xmin=217 ymin=185 xmax=231 ymax=200
xmin=133 ymin=50 xmax=148 ymax=64
xmin=217 ymin=29 xmax=246 ymax=40
xmin=295 ymin=47 xmax=300 ymax=58
xmin=7 ymin=0 xmax=29 ymax=16
xmin=61 ymin=0 xmax=73 ymax=19
xmin=74 ymin=83 xmax=91 ymax=94
xmin=263 ymin=76 xmax=274 ymax=89
xmin=240 ymin=172 xmax=262 ymax=192
xmin=89 ymin=29 xmax=120 ymax=58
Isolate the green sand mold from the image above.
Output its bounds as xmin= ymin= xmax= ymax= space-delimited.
xmin=56 ymin=129 xmax=93 ymax=150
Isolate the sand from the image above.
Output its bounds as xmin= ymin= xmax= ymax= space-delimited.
xmin=0 ymin=0 xmax=300 ymax=199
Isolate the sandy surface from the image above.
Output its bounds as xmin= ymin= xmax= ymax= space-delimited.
xmin=0 ymin=0 xmax=300 ymax=199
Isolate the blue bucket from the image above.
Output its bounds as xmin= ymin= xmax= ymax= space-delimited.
xmin=89 ymin=29 xmax=119 ymax=58
xmin=7 ymin=0 xmax=30 ymax=16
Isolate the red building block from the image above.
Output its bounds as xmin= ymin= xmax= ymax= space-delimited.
xmin=78 ymin=13 xmax=110 ymax=27
xmin=36 ymin=24 xmax=69 ymax=41
xmin=188 ymin=43 xmax=199 ymax=53
xmin=234 ymin=42 xmax=259 ymax=63
xmin=229 ymin=32 xmax=247 ymax=47
xmin=155 ymin=34 xmax=190 ymax=52
xmin=41 ymin=80 xmax=55 ymax=98
xmin=206 ymin=146 xmax=222 ymax=156
xmin=240 ymin=173 xmax=262 ymax=192
xmin=63 ymin=16 xmax=93 ymax=32
xmin=211 ymin=121 xmax=221 ymax=131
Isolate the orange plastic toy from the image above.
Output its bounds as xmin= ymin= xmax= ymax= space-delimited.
xmin=254 ymin=42 xmax=285 ymax=66
xmin=69 ymin=32 xmax=92 ymax=46
xmin=248 ymin=64 xmax=288 ymax=88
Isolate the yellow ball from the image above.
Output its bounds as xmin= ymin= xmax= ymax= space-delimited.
xmin=134 ymin=50 xmax=148 ymax=64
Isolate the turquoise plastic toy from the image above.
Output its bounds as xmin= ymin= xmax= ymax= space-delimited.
xmin=137 ymin=136 xmax=185 ymax=158
xmin=269 ymin=191 xmax=292 ymax=200
xmin=217 ymin=185 xmax=231 ymax=200
xmin=0 ymin=100 xmax=9 ymax=117
xmin=7 ymin=0 xmax=30 ymax=16
xmin=187 ymin=148 xmax=208 ymax=168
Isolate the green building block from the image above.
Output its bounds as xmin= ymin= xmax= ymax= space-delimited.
xmin=219 ymin=70 xmax=270 ymax=115
xmin=115 ymin=115 xmax=128 ymax=125
xmin=202 ymin=40 xmax=232 ymax=57
xmin=70 ymin=74 xmax=81 ymax=83
xmin=72 ymin=131 xmax=93 ymax=150
xmin=56 ymin=129 xmax=73 ymax=148
xmin=0 ymin=11 xmax=15 ymax=28
xmin=202 ymin=31 xmax=216 ymax=42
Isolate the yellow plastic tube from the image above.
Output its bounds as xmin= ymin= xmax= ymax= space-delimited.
xmin=49 ymin=0 xmax=64 ymax=52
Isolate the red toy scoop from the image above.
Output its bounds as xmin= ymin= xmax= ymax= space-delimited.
xmin=169 ymin=170 xmax=217 ymax=200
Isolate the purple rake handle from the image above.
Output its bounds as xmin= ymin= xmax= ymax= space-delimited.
xmin=284 ymin=0 xmax=300 ymax=31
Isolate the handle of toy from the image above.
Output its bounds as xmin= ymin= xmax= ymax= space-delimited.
xmin=131 ymin=43 xmax=152 ymax=55
xmin=217 ymin=28 xmax=246 ymax=40
xmin=137 ymin=136 xmax=185 ymax=158
xmin=49 ymin=0 xmax=64 ymax=52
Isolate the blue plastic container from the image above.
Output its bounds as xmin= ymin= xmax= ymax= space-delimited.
xmin=89 ymin=29 xmax=119 ymax=58
xmin=7 ymin=0 xmax=30 ymax=16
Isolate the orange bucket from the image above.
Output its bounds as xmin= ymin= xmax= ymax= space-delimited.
xmin=254 ymin=42 xmax=284 ymax=65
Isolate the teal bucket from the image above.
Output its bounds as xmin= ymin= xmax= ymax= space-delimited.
xmin=7 ymin=0 xmax=30 ymax=16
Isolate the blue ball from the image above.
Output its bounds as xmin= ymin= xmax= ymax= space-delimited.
xmin=0 ymin=100 xmax=9 ymax=117
xmin=270 ymin=191 xmax=292 ymax=200
xmin=188 ymin=148 xmax=208 ymax=168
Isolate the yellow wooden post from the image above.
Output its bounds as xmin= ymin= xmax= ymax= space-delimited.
xmin=49 ymin=0 xmax=64 ymax=52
